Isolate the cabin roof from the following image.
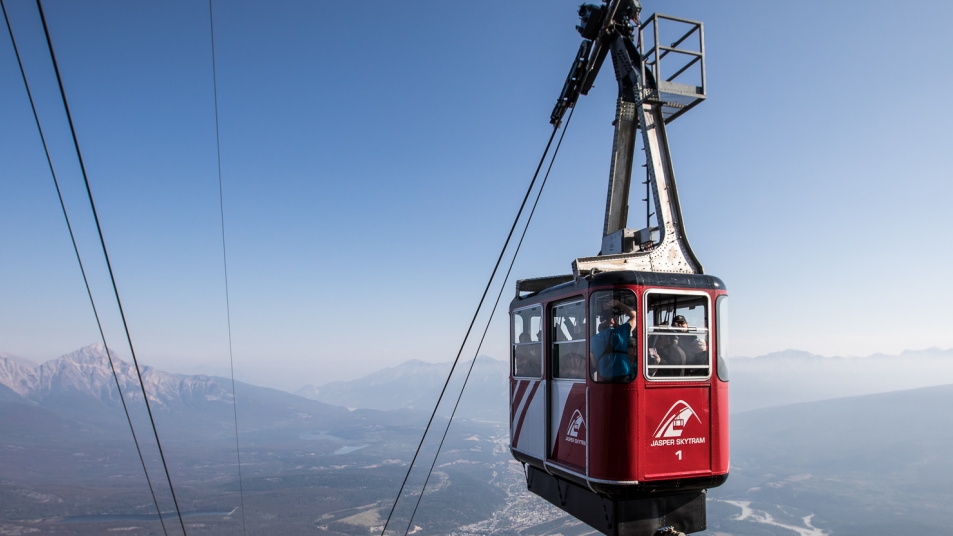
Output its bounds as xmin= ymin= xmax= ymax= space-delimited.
xmin=512 ymin=271 xmax=725 ymax=306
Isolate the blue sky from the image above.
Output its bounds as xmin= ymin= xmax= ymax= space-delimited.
xmin=2 ymin=0 xmax=951 ymax=390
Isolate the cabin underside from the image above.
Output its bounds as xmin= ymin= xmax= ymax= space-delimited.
xmin=524 ymin=465 xmax=707 ymax=535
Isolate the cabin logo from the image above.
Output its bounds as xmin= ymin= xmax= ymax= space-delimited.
xmin=564 ymin=409 xmax=586 ymax=445
xmin=653 ymin=400 xmax=701 ymax=439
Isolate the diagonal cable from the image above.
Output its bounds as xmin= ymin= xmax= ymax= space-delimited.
xmin=402 ymin=105 xmax=576 ymax=535
xmin=208 ymin=0 xmax=248 ymax=533
xmin=379 ymin=122 xmax=562 ymax=536
xmin=33 ymin=0 xmax=188 ymax=533
xmin=1 ymin=2 xmax=170 ymax=535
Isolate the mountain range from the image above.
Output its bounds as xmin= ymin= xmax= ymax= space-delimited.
xmin=729 ymin=347 xmax=953 ymax=412
xmin=7 ymin=344 xmax=952 ymax=420
xmin=0 ymin=344 xmax=429 ymax=445
xmin=3 ymin=344 xmax=953 ymax=535
xmin=295 ymin=356 xmax=509 ymax=420
xmin=0 ymin=343 xmax=231 ymax=409
xmin=292 ymin=346 xmax=953 ymax=417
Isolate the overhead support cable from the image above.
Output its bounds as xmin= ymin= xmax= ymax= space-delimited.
xmin=380 ymin=113 xmax=570 ymax=536
xmin=32 ymin=0 xmax=188 ymax=533
xmin=0 ymin=2 xmax=169 ymax=534
xmin=402 ymin=106 xmax=577 ymax=535
xmin=207 ymin=0 xmax=248 ymax=533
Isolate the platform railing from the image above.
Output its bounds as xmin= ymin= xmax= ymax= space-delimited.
xmin=639 ymin=13 xmax=706 ymax=123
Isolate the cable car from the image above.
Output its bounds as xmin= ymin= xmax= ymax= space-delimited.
xmin=509 ymin=2 xmax=728 ymax=534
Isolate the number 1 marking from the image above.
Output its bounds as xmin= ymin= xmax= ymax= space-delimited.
xmin=676 ymin=450 xmax=683 ymax=460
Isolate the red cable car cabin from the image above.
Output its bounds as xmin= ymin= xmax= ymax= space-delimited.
xmin=509 ymin=271 xmax=729 ymax=487
xmin=508 ymin=272 xmax=729 ymax=533
xmin=511 ymin=2 xmax=728 ymax=533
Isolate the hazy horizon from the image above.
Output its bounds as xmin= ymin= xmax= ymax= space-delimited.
xmin=6 ymin=341 xmax=953 ymax=395
xmin=2 ymin=340 xmax=952 ymax=534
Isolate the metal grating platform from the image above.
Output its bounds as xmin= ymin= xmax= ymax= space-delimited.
xmin=640 ymin=14 xmax=706 ymax=124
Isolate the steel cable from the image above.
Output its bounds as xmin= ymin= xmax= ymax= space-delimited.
xmin=33 ymin=0 xmax=188 ymax=533
xmin=207 ymin=1 xmax=248 ymax=534
xmin=379 ymin=118 xmax=564 ymax=536
xmin=0 ymin=2 xmax=170 ymax=534
xmin=401 ymin=105 xmax=576 ymax=535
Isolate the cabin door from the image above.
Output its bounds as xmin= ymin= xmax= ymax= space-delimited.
xmin=547 ymin=299 xmax=588 ymax=472
xmin=511 ymin=305 xmax=546 ymax=461
xmin=642 ymin=289 xmax=714 ymax=479
xmin=642 ymin=385 xmax=711 ymax=479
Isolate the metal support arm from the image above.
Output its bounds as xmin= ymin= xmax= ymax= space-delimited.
xmin=602 ymin=30 xmax=640 ymax=239
xmin=578 ymin=29 xmax=702 ymax=276
xmin=550 ymin=1 xmax=705 ymax=277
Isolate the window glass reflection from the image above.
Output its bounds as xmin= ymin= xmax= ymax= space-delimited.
xmin=645 ymin=293 xmax=709 ymax=379
xmin=512 ymin=306 xmax=542 ymax=378
xmin=552 ymin=300 xmax=586 ymax=379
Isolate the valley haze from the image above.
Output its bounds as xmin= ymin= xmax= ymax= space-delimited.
xmin=1 ymin=344 xmax=952 ymax=534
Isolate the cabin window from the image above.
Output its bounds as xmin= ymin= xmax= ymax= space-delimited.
xmin=512 ymin=305 xmax=542 ymax=378
xmin=645 ymin=292 xmax=710 ymax=379
xmin=552 ymin=300 xmax=586 ymax=380
xmin=589 ymin=290 xmax=638 ymax=383
xmin=716 ymin=295 xmax=729 ymax=382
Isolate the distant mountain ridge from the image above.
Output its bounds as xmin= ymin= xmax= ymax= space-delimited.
xmin=731 ymin=346 xmax=953 ymax=412
xmin=293 ymin=347 xmax=953 ymax=416
xmin=0 ymin=343 xmax=231 ymax=408
xmin=0 ymin=351 xmax=38 ymax=369
xmin=6 ymin=344 xmax=953 ymax=421
xmin=0 ymin=343 xmax=372 ymax=443
xmin=296 ymin=355 xmax=509 ymax=420
xmin=737 ymin=347 xmax=953 ymax=361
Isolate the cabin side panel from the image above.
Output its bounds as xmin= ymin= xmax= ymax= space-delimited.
xmin=511 ymin=378 xmax=546 ymax=461
xmin=711 ymin=380 xmax=729 ymax=475
xmin=640 ymin=385 xmax=712 ymax=480
xmin=587 ymin=384 xmax=639 ymax=482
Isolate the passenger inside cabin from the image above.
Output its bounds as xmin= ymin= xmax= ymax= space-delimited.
xmin=590 ymin=300 xmax=637 ymax=380
xmin=520 ymin=344 xmax=542 ymax=377
xmin=649 ymin=328 xmax=686 ymax=376
xmin=513 ymin=316 xmax=542 ymax=377
xmin=673 ymin=314 xmax=708 ymax=365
